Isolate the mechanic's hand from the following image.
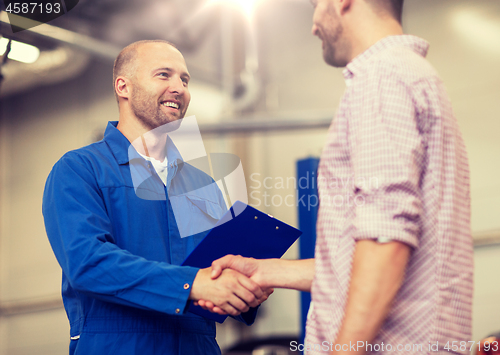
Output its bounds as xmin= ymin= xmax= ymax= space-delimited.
xmin=189 ymin=267 xmax=264 ymax=316
xmin=193 ymin=255 xmax=275 ymax=315
xmin=195 ymin=287 xmax=274 ymax=315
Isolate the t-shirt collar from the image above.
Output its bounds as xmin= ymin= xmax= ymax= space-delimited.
xmin=104 ymin=121 xmax=183 ymax=165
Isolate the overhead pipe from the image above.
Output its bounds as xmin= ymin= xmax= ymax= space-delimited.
xmin=0 ymin=11 xmax=121 ymax=61
xmin=199 ymin=116 xmax=333 ymax=135
xmin=0 ymin=297 xmax=63 ymax=317
xmin=0 ymin=45 xmax=90 ymax=97
xmin=220 ymin=5 xmax=261 ymax=115
xmin=231 ymin=20 xmax=261 ymax=113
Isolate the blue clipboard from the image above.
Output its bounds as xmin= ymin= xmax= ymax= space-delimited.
xmin=181 ymin=200 xmax=302 ymax=322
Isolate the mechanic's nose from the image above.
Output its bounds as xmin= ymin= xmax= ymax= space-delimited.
xmin=169 ymin=76 xmax=186 ymax=94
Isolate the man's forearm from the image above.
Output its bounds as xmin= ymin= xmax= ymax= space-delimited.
xmin=259 ymin=258 xmax=315 ymax=292
xmin=332 ymin=240 xmax=411 ymax=355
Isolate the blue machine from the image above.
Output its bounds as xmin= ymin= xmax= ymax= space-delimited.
xmin=296 ymin=157 xmax=320 ymax=346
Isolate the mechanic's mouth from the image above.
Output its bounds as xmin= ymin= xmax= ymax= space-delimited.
xmin=162 ymin=101 xmax=180 ymax=110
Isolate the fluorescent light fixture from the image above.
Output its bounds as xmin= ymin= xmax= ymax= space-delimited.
xmin=0 ymin=38 xmax=40 ymax=64
xmin=452 ymin=9 xmax=500 ymax=55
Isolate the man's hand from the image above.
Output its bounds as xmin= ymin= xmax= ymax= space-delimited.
xmin=195 ymin=287 xmax=274 ymax=315
xmin=211 ymin=255 xmax=314 ymax=292
xmin=211 ymin=255 xmax=267 ymax=286
xmin=189 ymin=267 xmax=263 ymax=316
xmin=194 ymin=255 xmax=269 ymax=314
xmin=195 ymin=256 xmax=315 ymax=314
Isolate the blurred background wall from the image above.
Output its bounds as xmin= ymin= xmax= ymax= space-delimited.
xmin=0 ymin=0 xmax=499 ymax=353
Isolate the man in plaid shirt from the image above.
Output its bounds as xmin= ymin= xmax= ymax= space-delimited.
xmin=201 ymin=0 xmax=473 ymax=354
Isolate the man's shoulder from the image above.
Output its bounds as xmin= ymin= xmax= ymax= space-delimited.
xmin=44 ymin=140 xmax=115 ymax=195
xmin=367 ymin=45 xmax=439 ymax=85
xmin=52 ymin=140 xmax=113 ymax=174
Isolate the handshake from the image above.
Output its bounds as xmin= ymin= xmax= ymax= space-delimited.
xmin=188 ymin=255 xmax=314 ymax=316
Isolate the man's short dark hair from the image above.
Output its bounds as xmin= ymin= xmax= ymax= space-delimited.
xmin=365 ymin=0 xmax=404 ymax=23
xmin=112 ymin=40 xmax=176 ymax=102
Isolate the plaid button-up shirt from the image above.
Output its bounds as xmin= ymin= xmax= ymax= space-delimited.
xmin=306 ymin=35 xmax=473 ymax=354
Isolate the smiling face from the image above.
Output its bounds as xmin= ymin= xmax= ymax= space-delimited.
xmin=128 ymin=43 xmax=191 ymax=130
xmin=311 ymin=0 xmax=350 ymax=67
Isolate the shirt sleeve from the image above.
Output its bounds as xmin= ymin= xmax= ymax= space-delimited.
xmin=349 ymin=66 xmax=426 ymax=249
xmin=42 ymin=153 xmax=199 ymax=315
xmin=232 ymin=307 xmax=259 ymax=325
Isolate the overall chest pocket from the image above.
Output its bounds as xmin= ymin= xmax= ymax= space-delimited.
xmin=169 ymin=186 xmax=226 ymax=239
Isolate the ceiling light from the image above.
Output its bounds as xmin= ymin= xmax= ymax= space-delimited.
xmin=0 ymin=38 xmax=40 ymax=64
xmin=207 ymin=0 xmax=262 ymax=18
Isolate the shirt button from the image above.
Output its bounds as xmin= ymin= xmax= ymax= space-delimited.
xmin=183 ymin=283 xmax=190 ymax=290
xmin=175 ymin=308 xmax=180 ymax=314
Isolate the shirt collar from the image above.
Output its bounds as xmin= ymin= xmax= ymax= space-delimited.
xmin=104 ymin=121 xmax=183 ymax=165
xmin=343 ymin=35 xmax=430 ymax=84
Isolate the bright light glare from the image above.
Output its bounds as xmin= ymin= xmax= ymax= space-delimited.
xmin=208 ymin=0 xmax=261 ymax=17
xmin=0 ymin=38 xmax=40 ymax=64
xmin=452 ymin=9 xmax=500 ymax=55
xmin=231 ymin=0 xmax=257 ymax=16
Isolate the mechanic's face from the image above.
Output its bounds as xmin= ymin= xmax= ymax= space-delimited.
xmin=130 ymin=43 xmax=191 ymax=130
xmin=311 ymin=0 xmax=349 ymax=67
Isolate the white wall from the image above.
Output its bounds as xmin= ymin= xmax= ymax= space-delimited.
xmin=1 ymin=0 xmax=499 ymax=353
xmin=473 ymin=244 xmax=500 ymax=341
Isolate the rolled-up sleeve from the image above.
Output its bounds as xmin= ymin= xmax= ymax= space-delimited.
xmin=349 ymin=66 xmax=425 ymax=249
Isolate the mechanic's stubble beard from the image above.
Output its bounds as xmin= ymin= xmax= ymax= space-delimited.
xmin=130 ymin=81 xmax=182 ymax=132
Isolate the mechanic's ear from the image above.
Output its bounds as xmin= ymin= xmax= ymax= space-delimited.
xmin=115 ymin=76 xmax=131 ymax=100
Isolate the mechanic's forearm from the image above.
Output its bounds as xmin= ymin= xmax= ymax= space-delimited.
xmin=333 ymin=240 xmax=411 ymax=355
xmin=260 ymin=258 xmax=315 ymax=292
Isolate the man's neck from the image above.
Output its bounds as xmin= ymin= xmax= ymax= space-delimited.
xmin=117 ymin=114 xmax=167 ymax=161
xmin=347 ymin=16 xmax=404 ymax=63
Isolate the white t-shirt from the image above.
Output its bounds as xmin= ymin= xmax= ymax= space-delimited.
xmin=139 ymin=153 xmax=168 ymax=186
